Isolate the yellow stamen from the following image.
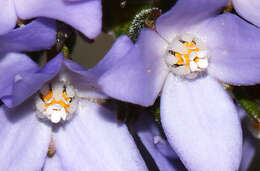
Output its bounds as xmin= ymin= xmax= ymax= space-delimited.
xmin=42 ymin=90 xmax=71 ymax=113
xmin=175 ymin=41 xmax=200 ymax=67
xmin=183 ymin=41 xmax=196 ymax=48
xmin=194 ymin=57 xmax=200 ymax=63
xmin=42 ymin=91 xmax=53 ymax=101
xmin=175 ymin=52 xmax=184 ymax=65
xmin=62 ymin=91 xmax=70 ymax=102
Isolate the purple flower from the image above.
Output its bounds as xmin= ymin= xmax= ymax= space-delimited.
xmin=0 ymin=36 xmax=148 ymax=170
xmin=0 ymin=0 xmax=101 ymax=38
xmin=0 ymin=18 xmax=56 ymax=53
xmin=134 ymin=113 xmax=186 ymax=171
xmin=134 ymin=110 xmax=256 ymax=171
xmin=0 ymin=18 xmax=56 ymax=91
xmin=233 ymin=0 xmax=260 ymax=28
xmin=98 ymin=0 xmax=260 ymax=170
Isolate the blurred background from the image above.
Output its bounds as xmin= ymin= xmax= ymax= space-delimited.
xmin=73 ymin=33 xmax=115 ymax=69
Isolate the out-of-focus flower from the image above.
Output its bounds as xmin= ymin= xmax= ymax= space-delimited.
xmin=98 ymin=0 xmax=260 ymax=170
xmin=0 ymin=0 xmax=101 ymax=38
xmin=0 ymin=36 xmax=148 ymax=171
xmin=233 ymin=0 xmax=260 ymax=28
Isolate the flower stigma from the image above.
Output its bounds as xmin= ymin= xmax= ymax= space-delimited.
xmin=164 ymin=34 xmax=209 ymax=79
xmin=35 ymin=80 xmax=79 ymax=124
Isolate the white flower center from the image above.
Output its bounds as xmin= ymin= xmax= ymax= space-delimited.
xmin=164 ymin=34 xmax=209 ymax=79
xmin=35 ymin=80 xmax=79 ymax=123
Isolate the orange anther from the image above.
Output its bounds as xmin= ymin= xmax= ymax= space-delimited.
xmin=43 ymin=91 xmax=53 ymax=101
xmin=62 ymin=91 xmax=70 ymax=102
xmin=44 ymin=98 xmax=70 ymax=113
xmin=175 ymin=52 xmax=184 ymax=65
xmin=174 ymin=41 xmax=201 ymax=67
xmin=194 ymin=57 xmax=200 ymax=63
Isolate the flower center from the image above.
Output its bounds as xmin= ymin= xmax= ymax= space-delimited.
xmin=35 ymin=80 xmax=79 ymax=123
xmin=164 ymin=34 xmax=209 ymax=79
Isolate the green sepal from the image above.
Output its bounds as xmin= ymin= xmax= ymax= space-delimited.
xmin=128 ymin=7 xmax=161 ymax=42
xmin=102 ymin=0 xmax=153 ymax=37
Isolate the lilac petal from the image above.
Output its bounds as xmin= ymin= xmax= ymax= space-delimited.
xmin=99 ymin=29 xmax=168 ymax=106
xmin=135 ymin=114 xmax=186 ymax=171
xmin=233 ymin=0 xmax=260 ymax=27
xmin=0 ymin=100 xmax=52 ymax=171
xmin=2 ymin=54 xmax=63 ymax=108
xmin=156 ymin=0 xmax=228 ymax=41
xmin=0 ymin=18 xmax=56 ymax=52
xmin=43 ymin=155 xmax=64 ymax=171
xmin=0 ymin=0 xmax=17 ymax=35
xmin=0 ymin=53 xmax=39 ymax=99
xmin=64 ymin=35 xmax=133 ymax=100
xmin=15 ymin=0 xmax=102 ymax=39
xmin=63 ymin=59 xmax=108 ymax=100
xmin=198 ymin=13 xmax=260 ymax=85
xmin=161 ymin=74 xmax=242 ymax=171
xmin=90 ymin=35 xmax=134 ymax=78
xmin=63 ymin=58 xmax=93 ymax=79
xmin=54 ymin=100 xmax=148 ymax=171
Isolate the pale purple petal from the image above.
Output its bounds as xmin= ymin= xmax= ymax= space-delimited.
xmin=60 ymin=57 xmax=88 ymax=79
xmin=63 ymin=58 xmax=92 ymax=79
xmin=0 ymin=100 xmax=51 ymax=171
xmin=135 ymin=114 xmax=186 ymax=171
xmin=0 ymin=18 xmax=56 ymax=52
xmin=63 ymin=58 xmax=108 ymax=100
xmin=161 ymin=74 xmax=242 ymax=171
xmin=99 ymin=29 xmax=168 ymax=106
xmin=65 ymin=35 xmax=133 ymax=100
xmin=15 ymin=0 xmax=102 ymax=39
xmin=0 ymin=0 xmax=17 ymax=35
xmin=2 ymin=54 xmax=63 ymax=108
xmin=0 ymin=53 xmax=39 ymax=98
xmin=43 ymin=155 xmax=64 ymax=171
xmin=197 ymin=13 xmax=260 ymax=85
xmin=156 ymin=0 xmax=228 ymax=41
xmin=233 ymin=0 xmax=260 ymax=27
xmin=90 ymin=35 xmax=134 ymax=78
xmin=54 ymin=100 xmax=148 ymax=171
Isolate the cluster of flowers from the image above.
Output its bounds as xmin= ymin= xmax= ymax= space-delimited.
xmin=1 ymin=0 xmax=260 ymax=170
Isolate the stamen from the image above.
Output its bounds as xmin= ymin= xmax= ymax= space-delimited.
xmin=35 ymin=80 xmax=79 ymax=123
xmin=164 ymin=34 xmax=209 ymax=78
